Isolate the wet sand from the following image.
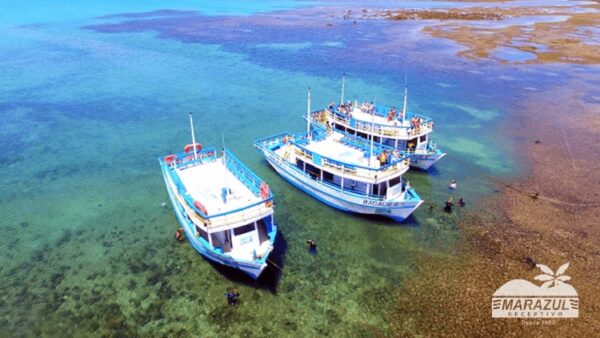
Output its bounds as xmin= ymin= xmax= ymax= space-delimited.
xmin=388 ymin=76 xmax=600 ymax=335
xmin=366 ymin=1 xmax=600 ymax=64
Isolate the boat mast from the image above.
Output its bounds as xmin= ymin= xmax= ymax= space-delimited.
xmin=402 ymin=76 xmax=408 ymax=125
xmin=340 ymin=74 xmax=346 ymax=104
xmin=369 ymin=100 xmax=375 ymax=166
xmin=307 ymin=87 xmax=312 ymax=140
xmin=222 ymin=131 xmax=229 ymax=198
xmin=189 ymin=112 xmax=198 ymax=160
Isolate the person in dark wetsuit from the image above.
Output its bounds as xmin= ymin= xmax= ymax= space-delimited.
xmin=458 ymin=197 xmax=466 ymax=207
xmin=225 ymin=288 xmax=240 ymax=305
xmin=307 ymin=239 xmax=317 ymax=254
xmin=444 ymin=197 xmax=454 ymax=213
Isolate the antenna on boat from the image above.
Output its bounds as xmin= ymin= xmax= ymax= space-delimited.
xmin=369 ymin=97 xmax=376 ymax=166
xmin=402 ymin=74 xmax=408 ymax=124
xmin=221 ymin=130 xmax=229 ymax=198
xmin=340 ymin=73 xmax=346 ymax=104
xmin=307 ymin=87 xmax=312 ymax=140
xmin=189 ymin=112 xmax=198 ymax=160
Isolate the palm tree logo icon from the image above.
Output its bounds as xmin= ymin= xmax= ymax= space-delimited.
xmin=534 ymin=262 xmax=571 ymax=288
xmin=491 ymin=262 xmax=579 ymax=318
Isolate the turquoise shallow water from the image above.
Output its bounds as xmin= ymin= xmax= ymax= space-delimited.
xmin=0 ymin=1 xmax=595 ymax=336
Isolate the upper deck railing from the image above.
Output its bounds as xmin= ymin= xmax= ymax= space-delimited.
xmin=318 ymin=103 xmax=434 ymax=138
xmin=255 ymin=131 xmax=410 ymax=180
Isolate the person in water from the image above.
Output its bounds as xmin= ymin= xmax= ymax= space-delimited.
xmin=449 ymin=179 xmax=457 ymax=190
xmin=458 ymin=197 xmax=466 ymax=207
xmin=175 ymin=228 xmax=185 ymax=242
xmin=225 ymin=288 xmax=240 ymax=306
xmin=444 ymin=197 xmax=454 ymax=213
xmin=307 ymin=239 xmax=317 ymax=254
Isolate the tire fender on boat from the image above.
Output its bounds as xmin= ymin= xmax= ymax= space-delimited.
xmin=184 ymin=143 xmax=202 ymax=153
xmin=194 ymin=200 xmax=208 ymax=215
xmin=164 ymin=154 xmax=176 ymax=164
xmin=260 ymin=183 xmax=272 ymax=206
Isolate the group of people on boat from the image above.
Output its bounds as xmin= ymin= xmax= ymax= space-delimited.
xmin=377 ymin=149 xmax=400 ymax=166
xmin=328 ymin=100 xmax=381 ymax=116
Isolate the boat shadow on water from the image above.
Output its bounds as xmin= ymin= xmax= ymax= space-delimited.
xmin=206 ymin=229 xmax=288 ymax=293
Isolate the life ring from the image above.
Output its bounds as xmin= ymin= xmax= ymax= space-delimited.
xmin=164 ymin=154 xmax=176 ymax=164
xmin=260 ymin=182 xmax=270 ymax=199
xmin=282 ymin=136 xmax=288 ymax=144
xmin=194 ymin=200 xmax=208 ymax=215
xmin=184 ymin=143 xmax=202 ymax=153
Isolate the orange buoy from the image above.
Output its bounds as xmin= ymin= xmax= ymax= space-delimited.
xmin=164 ymin=154 xmax=176 ymax=164
xmin=194 ymin=200 xmax=208 ymax=215
xmin=184 ymin=143 xmax=202 ymax=153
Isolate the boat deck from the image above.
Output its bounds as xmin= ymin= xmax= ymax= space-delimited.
xmin=349 ymin=108 xmax=412 ymax=127
xmin=302 ymin=133 xmax=380 ymax=168
xmin=175 ymin=160 xmax=261 ymax=215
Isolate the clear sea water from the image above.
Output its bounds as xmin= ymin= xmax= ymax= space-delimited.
xmin=0 ymin=0 xmax=594 ymax=336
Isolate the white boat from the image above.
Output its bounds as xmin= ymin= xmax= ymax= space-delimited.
xmin=159 ymin=114 xmax=277 ymax=279
xmin=315 ymin=78 xmax=446 ymax=170
xmin=254 ymin=90 xmax=423 ymax=221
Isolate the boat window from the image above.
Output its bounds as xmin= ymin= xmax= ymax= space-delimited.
xmin=388 ymin=176 xmax=401 ymax=187
xmin=323 ymin=170 xmax=341 ymax=187
xmin=357 ymin=132 xmax=367 ymax=139
xmin=234 ymin=223 xmax=256 ymax=236
xmin=296 ymin=158 xmax=305 ymax=169
xmin=304 ymin=163 xmax=322 ymax=180
xmin=334 ymin=124 xmax=345 ymax=132
xmin=343 ymin=179 xmax=367 ymax=194
xmin=380 ymin=182 xmax=388 ymax=196
xmin=420 ymin=135 xmax=427 ymax=143
xmin=195 ymin=225 xmax=208 ymax=242
xmin=372 ymin=184 xmax=379 ymax=195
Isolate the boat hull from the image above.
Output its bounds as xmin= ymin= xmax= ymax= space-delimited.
xmin=161 ymin=166 xmax=270 ymax=279
xmin=262 ymin=150 xmax=422 ymax=221
xmin=410 ymin=150 xmax=446 ymax=170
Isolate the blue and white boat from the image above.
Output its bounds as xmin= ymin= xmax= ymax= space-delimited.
xmin=254 ymin=90 xmax=423 ymax=221
xmin=159 ymin=114 xmax=277 ymax=279
xmin=316 ymin=79 xmax=446 ymax=170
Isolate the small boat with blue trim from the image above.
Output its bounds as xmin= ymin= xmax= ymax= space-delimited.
xmin=254 ymin=90 xmax=423 ymax=221
xmin=315 ymin=78 xmax=446 ymax=170
xmin=159 ymin=113 xmax=277 ymax=279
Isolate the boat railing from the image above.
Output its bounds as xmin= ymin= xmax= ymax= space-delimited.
xmin=292 ymin=140 xmax=407 ymax=178
xmin=335 ymin=101 xmax=433 ymax=121
xmin=323 ymin=109 xmax=434 ymax=137
xmin=223 ymin=148 xmax=265 ymax=196
xmin=255 ymin=131 xmax=409 ymax=178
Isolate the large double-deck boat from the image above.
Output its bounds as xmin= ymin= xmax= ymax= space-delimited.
xmin=254 ymin=91 xmax=423 ymax=221
xmin=315 ymin=81 xmax=445 ymax=170
xmin=159 ymin=114 xmax=277 ymax=279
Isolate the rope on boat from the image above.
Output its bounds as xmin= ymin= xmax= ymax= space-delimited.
xmin=267 ymin=258 xmax=284 ymax=272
